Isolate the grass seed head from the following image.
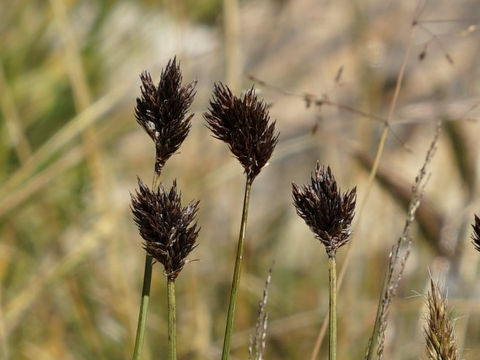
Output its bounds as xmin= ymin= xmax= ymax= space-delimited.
xmin=472 ymin=214 xmax=480 ymax=252
xmin=424 ymin=279 xmax=458 ymax=360
xmin=292 ymin=163 xmax=356 ymax=257
xmin=204 ymin=83 xmax=279 ymax=180
xmin=135 ymin=57 xmax=196 ymax=174
xmin=131 ymin=179 xmax=200 ymax=280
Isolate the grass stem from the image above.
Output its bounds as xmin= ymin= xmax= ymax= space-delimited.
xmin=222 ymin=176 xmax=253 ymax=359
xmin=168 ymin=277 xmax=177 ymax=360
xmin=365 ymin=281 xmax=386 ymax=360
xmin=328 ymin=256 xmax=337 ymax=360
xmin=132 ymin=172 xmax=162 ymax=359
xmin=132 ymin=254 xmax=153 ymax=360
xmin=310 ymin=19 xmax=417 ymax=360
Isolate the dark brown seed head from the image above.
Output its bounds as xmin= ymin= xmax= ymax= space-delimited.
xmin=472 ymin=214 xmax=480 ymax=252
xmin=135 ymin=57 xmax=196 ymax=174
xmin=131 ymin=179 xmax=200 ymax=280
xmin=292 ymin=163 xmax=356 ymax=257
xmin=204 ymin=83 xmax=279 ymax=180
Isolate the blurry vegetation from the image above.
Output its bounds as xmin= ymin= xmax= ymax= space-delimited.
xmin=1 ymin=0 xmax=480 ymax=359
xmin=182 ymin=0 xmax=222 ymax=24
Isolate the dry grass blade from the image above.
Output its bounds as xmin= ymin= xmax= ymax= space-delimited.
xmin=4 ymin=212 xmax=117 ymax=334
xmin=0 ymin=84 xmax=127 ymax=201
xmin=0 ymin=146 xmax=87 ymax=218
xmin=249 ymin=263 xmax=273 ymax=360
xmin=49 ymin=0 xmax=108 ymax=211
xmin=424 ymin=279 xmax=458 ymax=360
xmin=366 ymin=121 xmax=442 ymax=360
xmin=0 ymin=61 xmax=31 ymax=163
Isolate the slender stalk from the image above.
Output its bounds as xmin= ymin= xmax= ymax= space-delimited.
xmin=365 ymin=276 xmax=388 ymax=360
xmin=310 ymin=21 xmax=417 ymax=360
xmin=132 ymin=254 xmax=153 ymax=360
xmin=328 ymin=256 xmax=337 ymax=360
xmin=131 ymin=172 xmax=162 ymax=360
xmin=364 ymin=27 xmax=417 ymax=345
xmin=168 ymin=277 xmax=177 ymax=360
xmin=222 ymin=176 xmax=253 ymax=360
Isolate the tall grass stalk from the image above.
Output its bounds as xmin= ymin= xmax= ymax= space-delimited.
xmin=328 ymin=256 xmax=337 ymax=360
xmin=222 ymin=176 xmax=253 ymax=359
xmin=167 ymin=277 xmax=177 ymax=360
xmin=131 ymin=58 xmax=197 ymax=359
xmin=132 ymin=255 xmax=153 ymax=360
xmin=311 ymin=14 xmax=418 ymax=360
xmin=204 ymin=82 xmax=278 ymax=359
xmin=292 ymin=164 xmax=356 ymax=360
xmin=365 ymin=122 xmax=441 ymax=360
xmin=131 ymin=179 xmax=200 ymax=360
xmin=132 ymin=172 xmax=161 ymax=360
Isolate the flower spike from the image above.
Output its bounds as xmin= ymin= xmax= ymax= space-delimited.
xmin=135 ymin=57 xmax=196 ymax=174
xmin=292 ymin=163 xmax=356 ymax=257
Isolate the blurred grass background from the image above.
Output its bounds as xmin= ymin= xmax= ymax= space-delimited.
xmin=1 ymin=0 xmax=480 ymax=359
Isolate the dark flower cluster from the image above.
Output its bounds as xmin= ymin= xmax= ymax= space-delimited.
xmin=292 ymin=164 xmax=356 ymax=257
xmin=472 ymin=214 xmax=480 ymax=252
xmin=131 ymin=179 xmax=200 ymax=279
xmin=204 ymin=83 xmax=279 ymax=180
xmin=135 ymin=57 xmax=196 ymax=174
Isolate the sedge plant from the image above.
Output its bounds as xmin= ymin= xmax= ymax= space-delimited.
xmin=204 ymin=83 xmax=278 ymax=359
xmin=131 ymin=180 xmax=200 ymax=360
xmin=131 ymin=57 xmax=197 ymax=360
xmin=292 ymin=164 xmax=356 ymax=360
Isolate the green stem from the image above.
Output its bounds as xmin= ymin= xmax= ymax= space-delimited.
xmin=153 ymin=171 xmax=161 ymax=191
xmin=365 ymin=300 xmax=382 ymax=360
xmin=167 ymin=277 xmax=177 ymax=360
xmin=328 ymin=256 xmax=337 ymax=360
xmin=131 ymin=162 xmax=162 ymax=360
xmin=132 ymin=254 xmax=153 ymax=360
xmin=221 ymin=176 xmax=253 ymax=360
